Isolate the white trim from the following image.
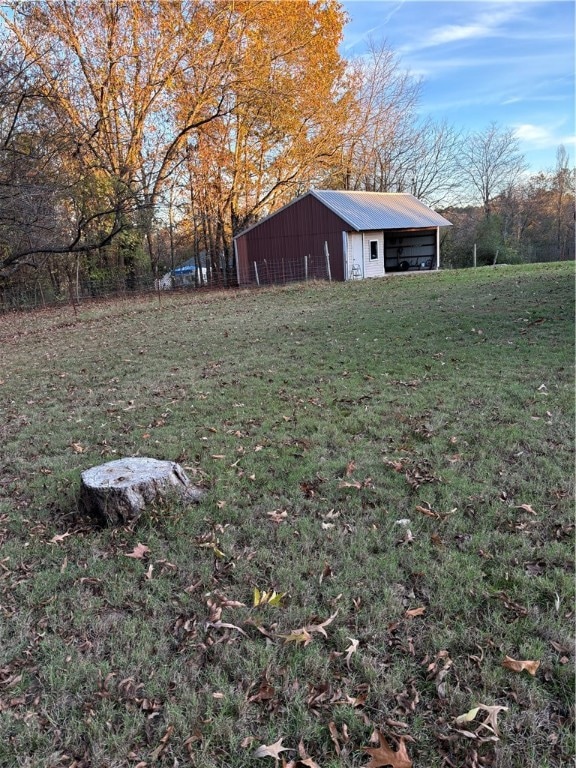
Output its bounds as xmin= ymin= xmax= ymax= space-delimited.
xmin=342 ymin=231 xmax=349 ymax=279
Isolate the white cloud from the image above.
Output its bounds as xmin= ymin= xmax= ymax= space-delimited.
xmin=400 ymin=3 xmax=528 ymax=53
xmin=514 ymin=122 xmax=576 ymax=150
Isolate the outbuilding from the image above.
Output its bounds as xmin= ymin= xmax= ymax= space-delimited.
xmin=234 ymin=189 xmax=452 ymax=285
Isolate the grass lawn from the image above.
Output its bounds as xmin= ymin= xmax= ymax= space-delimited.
xmin=0 ymin=262 xmax=574 ymax=768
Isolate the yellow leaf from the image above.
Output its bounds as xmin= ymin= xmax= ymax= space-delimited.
xmin=268 ymin=590 xmax=285 ymax=607
xmin=455 ymin=706 xmax=480 ymax=725
xmin=502 ymin=656 xmax=540 ymax=676
xmin=280 ymin=628 xmax=313 ymax=645
xmin=254 ymin=588 xmax=286 ymax=607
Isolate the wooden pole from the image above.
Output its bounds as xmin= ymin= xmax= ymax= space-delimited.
xmin=473 ymin=243 xmax=477 ymax=268
xmin=254 ymin=261 xmax=260 ymax=286
xmin=304 ymin=254 xmax=308 ymax=282
xmin=324 ymin=241 xmax=332 ymax=282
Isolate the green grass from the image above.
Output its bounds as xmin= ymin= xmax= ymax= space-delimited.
xmin=0 ymin=263 xmax=574 ymax=767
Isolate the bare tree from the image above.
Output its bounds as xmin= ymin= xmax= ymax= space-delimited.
xmin=459 ymin=122 xmax=528 ymax=217
xmin=335 ymin=41 xmax=421 ymax=193
xmin=404 ymin=118 xmax=464 ymax=208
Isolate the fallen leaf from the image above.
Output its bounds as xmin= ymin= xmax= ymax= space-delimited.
xmin=477 ymin=704 xmax=508 ymax=737
xmin=455 ymin=706 xmax=480 ymax=725
xmin=254 ymin=588 xmax=286 ymax=607
xmin=306 ymin=610 xmax=339 ymax=637
xmin=297 ymin=739 xmax=320 ymax=768
xmin=516 ymin=503 xmax=537 ymax=515
xmin=280 ymin=628 xmax=313 ymax=645
xmin=197 ymin=542 xmax=226 ymax=558
xmin=206 ymin=620 xmax=248 ymax=637
xmin=125 ymin=543 xmax=150 ymax=559
xmin=149 ymin=724 xmax=173 ymax=761
xmin=405 ymin=606 xmax=426 ymax=618
xmin=50 ymin=531 xmax=72 ymax=544
xmin=319 ymin=562 xmax=332 ymax=584
xmin=502 ymin=656 xmax=540 ymax=676
xmin=71 ymin=442 xmax=84 ymax=453
xmin=344 ymin=637 xmax=359 ymax=667
xmin=254 ymin=737 xmax=290 ymax=759
xmin=328 ymin=721 xmax=342 ymax=755
xmin=363 ymin=732 xmax=412 ymax=768
xmin=415 ymin=504 xmax=439 ymax=519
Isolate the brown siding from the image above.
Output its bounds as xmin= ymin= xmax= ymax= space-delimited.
xmin=235 ymin=194 xmax=349 ymax=285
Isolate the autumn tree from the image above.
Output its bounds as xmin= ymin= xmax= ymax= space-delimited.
xmin=178 ymin=0 xmax=351 ymax=280
xmin=0 ymin=0 xmax=238 ymax=280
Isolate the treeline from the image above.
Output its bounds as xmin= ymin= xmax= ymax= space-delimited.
xmin=0 ymin=1 xmax=573 ymax=302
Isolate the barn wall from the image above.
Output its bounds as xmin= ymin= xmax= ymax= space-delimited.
xmin=235 ymin=195 xmax=349 ymax=285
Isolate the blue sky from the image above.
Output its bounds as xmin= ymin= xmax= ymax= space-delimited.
xmin=340 ymin=0 xmax=575 ymax=173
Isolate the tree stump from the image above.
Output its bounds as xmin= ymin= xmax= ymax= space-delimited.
xmin=79 ymin=457 xmax=203 ymax=526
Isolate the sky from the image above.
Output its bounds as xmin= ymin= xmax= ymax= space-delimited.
xmin=340 ymin=0 xmax=575 ymax=173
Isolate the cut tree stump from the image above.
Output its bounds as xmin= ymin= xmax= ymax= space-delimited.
xmin=79 ymin=457 xmax=203 ymax=526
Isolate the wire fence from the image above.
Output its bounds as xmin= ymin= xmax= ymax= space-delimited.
xmin=0 ymin=254 xmax=333 ymax=314
xmin=0 ymin=272 xmax=232 ymax=314
xmin=245 ymin=252 xmax=330 ymax=287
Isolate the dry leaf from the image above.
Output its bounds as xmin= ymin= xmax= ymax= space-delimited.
xmin=280 ymin=628 xmax=313 ymax=645
xmin=477 ymin=704 xmax=508 ymax=737
xmin=71 ymin=442 xmax=84 ymax=453
xmin=415 ymin=504 xmax=439 ymax=518
xmin=502 ymin=655 xmax=540 ymax=676
xmin=206 ymin=620 xmax=248 ymax=637
xmin=405 ymin=606 xmax=426 ymax=618
xmin=328 ymin=721 xmax=342 ymax=755
xmin=50 ymin=531 xmax=72 ymax=544
xmin=344 ymin=637 xmax=359 ymax=667
xmin=516 ymin=503 xmax=537 ymax=515
xmin=319 ymin=562 xmax=332 ymax=584
xmin=254 ymin=737 xmax=290 ymax=759
xmin=297 ymin=739 xmax=320 ymax=768
xmin=363 ymin=732 xmax=412 ymax=768
xmin=306 ymin=610 xmax=339 ymax=638
xmin=125 ymin=543 xmax=150 ymax=559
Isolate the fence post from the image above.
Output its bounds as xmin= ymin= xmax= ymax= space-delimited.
xmin=304 ymin=254 xmax=308 ymax=282
xmin=254 ymin=261 xmax=260 ymax=286
xmin=473 ymin=243 xmax=477 ymax=268
xmin=324 ymin=241 xmax=332 ymax=282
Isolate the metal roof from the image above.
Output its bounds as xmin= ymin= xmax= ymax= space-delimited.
xmin=310 ymin=190 xmax=452 ymax=231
